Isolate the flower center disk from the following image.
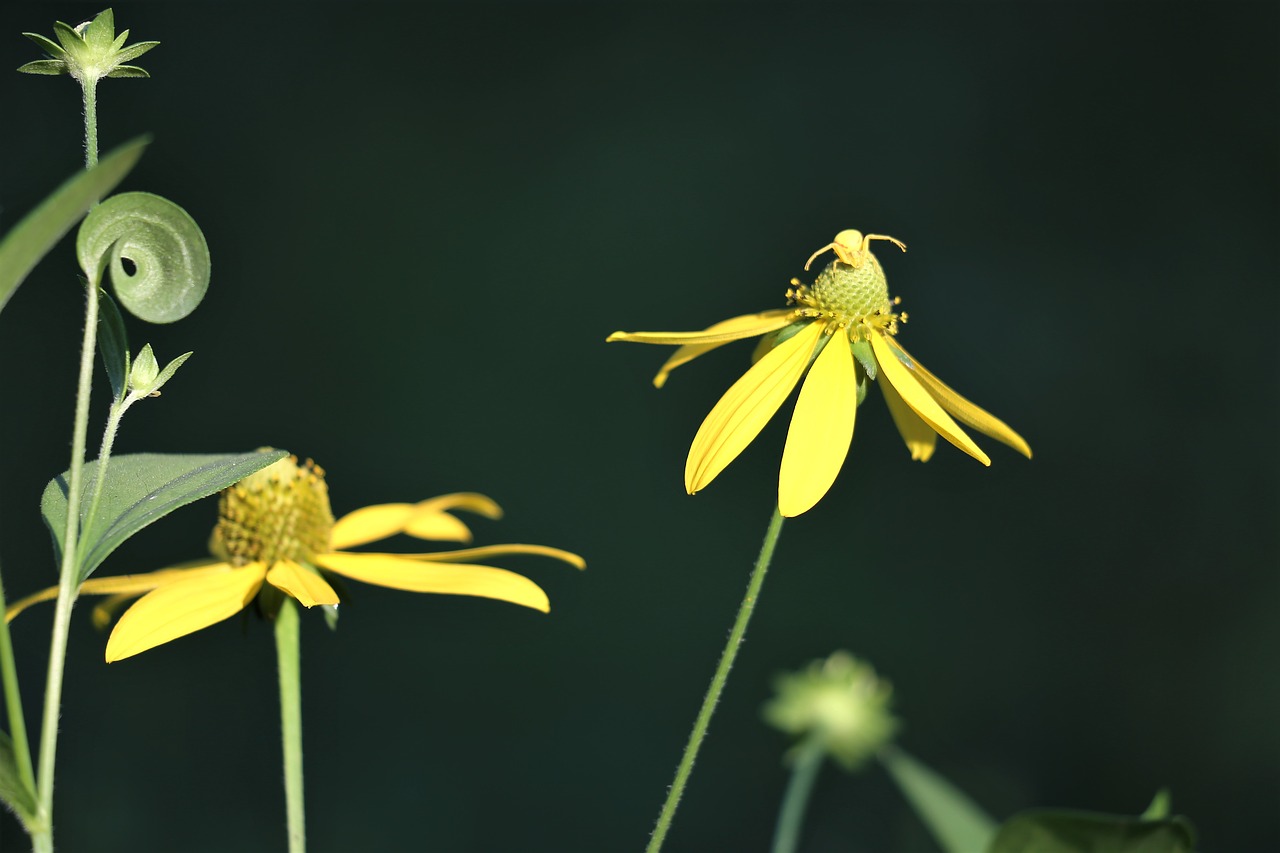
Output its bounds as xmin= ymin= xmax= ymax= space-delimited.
xmin=214 ymin=455 xmax=334 ymax=566
xmin=790 ymin=258 xmax=904 ymax=341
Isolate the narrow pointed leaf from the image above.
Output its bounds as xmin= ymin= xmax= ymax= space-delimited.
xmin=97 ymin=289 xmax=130 ymax=402
xmin=106 ymin=66 xmax=149 ymax=79
xmin=989 ymin=809 xmax=1196 ymax=853
xmin=879 ymin=746 xmax=997 ymax=853
xmin=0 ymin=731 xmax=37 ymax=823
xmin=41 ymin=450 xmax=289 ymax=583
xmin=21 ymin=32 xmax=67 ymax=59
xmin=0 ymin=137 xmax=149 ymax=316
xmin=16 ymin=60 xmax=66 ymax=75
xmin=115 ymin=40 xmax=159 ymax=63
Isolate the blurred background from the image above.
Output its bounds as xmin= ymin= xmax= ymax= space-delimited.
xmin=0 ymin=2 xmax=1275 ymax=851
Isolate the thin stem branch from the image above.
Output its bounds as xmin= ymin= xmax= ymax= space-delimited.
xmin=83 ymin=397 xmax=131 ymax=542
xmin=771 ymin=736 xmax=827 ymax=853
xmin=275 ymin=599 xmax=306 ymax=853
xmin=646 ymin=506 xmax=786 ymax=853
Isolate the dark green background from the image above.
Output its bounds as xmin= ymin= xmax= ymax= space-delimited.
xmin=1 ymin=3 xmax=1275 ymax=851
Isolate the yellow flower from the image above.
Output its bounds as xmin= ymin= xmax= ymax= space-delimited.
xmin=7 ymin=456 xmax=584 ymax=661
xmin=608 ymin=229 xmax=1031 ymax=517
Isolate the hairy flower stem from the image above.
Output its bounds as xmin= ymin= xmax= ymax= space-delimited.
xmin=31 ymin=82 xmax=103 ymax=853
xmin=276 ymin=599 xmax=306 ymax=853
xmin=82 ymin=81 xmax=98 ymax=170
xmin=646 ymin=506 xmax=785 ymax=852
xmin=770 ymin=735 xmax=827 ymax=853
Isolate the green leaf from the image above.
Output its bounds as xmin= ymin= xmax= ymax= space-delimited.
xmin=21 ymin=32 xmax=68 ymax=60
xmin=879 ymin=745 xmax=998 ymax=853
xmin=0 ymin=731 xmax=37 ymax=824
xmin=42 ymin=450 xmax=289 ymax=583
xmin=0 ymin=137 xmax=148 ymax=316
xmin=988 ymin=809 xmax=1197 ymax=853
xmin=1140 ymin=789 xmax=1171 ymax=821
xmin=97 ymin=288 xmax=130 ymax=402
xmin=77 ymin=191 xmax=210 ymax=323
xmin=16 ymin=60 xmax=67 ymax=75
xmin=115 ymin=40 xmax=159 ymax=64
xmin=106 ymin=65 xmax=150 ymax=79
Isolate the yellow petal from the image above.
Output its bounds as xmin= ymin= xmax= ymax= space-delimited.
xmin=413 ymin=492 xmax=504 ymax=520
xmin=884 ymin=337 xmax=1032 ymax=458
xmin=398 ymin=544 xmax=586 ymax=571
xmin=330 ymin=503 xmax=416 ymax=550
xmin=870 ymin=333 xmax=990 ymax=466
xmin=266 ymin=561 xmax=341 ymax=607
xmin=878 ymin=373 xmax=938 ymax=462
xmin=105 ymin=564 xmax=267 ymax=662
xmin=686 ymin=322 xmax=823 ymax=494
xmin=606 ymin=311 xmax=795 ymax=348
xmin=648 ymin=310 xmax=796 ymax=388
xmin=405 ymin=493 xmax=504 ymax=542
xmin=314 ymin=553 xmax=550 ymax=613
xmin=778 ymin=334 xmax=858 ymax=517
xmin=5 ymin=560 xmax=228 ymax=624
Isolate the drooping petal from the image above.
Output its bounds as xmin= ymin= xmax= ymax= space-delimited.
xmin=686 ymin=322 xmax=824 ymax=494
xmin=266 ymin=561 xmax=341 ymax=607
xmin=883 ymin=337 xmax=1032 ymax=458
xmin=105 ymin=564 xmax=267 ymax=662
xmin=404 ymin=493 xmax=504 ymax=543
xmin=647 ymin=310 xmax=797 ymax=388
xmin=412 ymin=492 xmax=504 ymax=519
xmin=313 ymin=553 xmax=550 ymax=613
xmin=778 ymin=334 xmax=858 ymax=517
xmin=330 ymin=503 xmax=416 ymax=550
xmin=870 ymin=333 xmax=990 ymax=466
xmin=879 ymin=374 xmax=938 ymax=462
xmin=396 ymin=544 xmax=586 ymax=570
xmin=607 ymin=311 xmax=794 ymax=349
xmin=5 ymin=560 xmax=229 ymax=623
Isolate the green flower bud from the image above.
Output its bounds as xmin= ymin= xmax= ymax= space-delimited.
xmin=763 ymin=651 xmax=898 ymax=770
xmin=18 ymin=9 xmax=158 ymax=82
xmin=128 ymin=343 xmax=191 ymax=398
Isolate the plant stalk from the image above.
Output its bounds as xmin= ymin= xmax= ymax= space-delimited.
xmin=646 ymin=506 xmax=786 ymax=852
xmin=275 ymin=598 xmax=306 ymax=853
xmin=771 ymin=735 xmax=827 ymax=853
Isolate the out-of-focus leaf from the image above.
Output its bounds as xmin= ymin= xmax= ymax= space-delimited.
xmin=988 ymin=808 xmax=1196 ymax=853
xmin=0 ymin=137 xmax=148 ymax=316
xmin=879 ymin=745 xmax=997 ymax=853
xmin=0 ymin=731 xmax=36 ymax=823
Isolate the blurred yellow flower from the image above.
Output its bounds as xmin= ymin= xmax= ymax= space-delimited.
xmin=608 ymin=229 xmax=1031 ymax=517
xmin=8 ymin=455 xmax=584 ymax=661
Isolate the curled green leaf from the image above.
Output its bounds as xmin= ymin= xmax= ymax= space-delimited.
xmin=76 ymin=192 xmax=210 ymax=323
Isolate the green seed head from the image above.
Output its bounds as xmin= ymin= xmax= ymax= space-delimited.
xmin=811 ymin=256 xmax=892 ymax=318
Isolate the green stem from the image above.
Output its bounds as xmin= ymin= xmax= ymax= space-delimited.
xmin=83 ymin=80 xmax=98 ymax=170
xmin=275 ymin=599 xmax=306 ymax=853
xmin=646 ymin=506 xmax=786 ymax=853
xmin=0 ymin=563 xmax=37 ymax=804
xmin=771 ymin=736 xmax=827 ymax=853
xmin=83 ymin=398 xmax=131 ymax=543
xmin=30 ymin=80 xmax=104 ymax=853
